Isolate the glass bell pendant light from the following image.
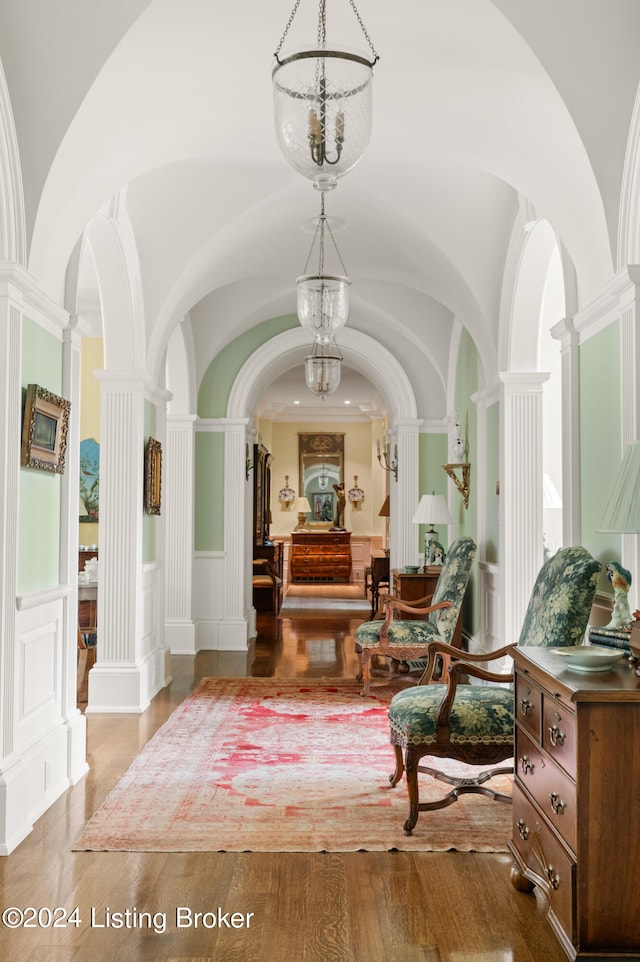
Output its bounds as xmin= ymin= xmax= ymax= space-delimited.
xmin=304 ymin=336 xmax=343 ymax=399
xmin=273 ymin=0 xmax=379 ymax=192
xmin=297 ymin=193 xmax=350 ymax=339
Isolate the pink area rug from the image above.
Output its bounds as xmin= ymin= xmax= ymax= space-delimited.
xmin=74 ymin=678 xmax=513 ymax=853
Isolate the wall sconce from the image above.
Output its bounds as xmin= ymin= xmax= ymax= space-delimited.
xmin=442 ymin=462 xmax=471 ymax=509
xmin=348 ymin=475 xmax=365 ymax=507
xmin=279 ymin=475 xmax=296 ymax=505
xmin=377 ymin=438 xmax=398 ymax=482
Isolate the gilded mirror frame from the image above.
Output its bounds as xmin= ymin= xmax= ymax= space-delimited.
xmin=298 ymin=433 xmax=344 ymax=527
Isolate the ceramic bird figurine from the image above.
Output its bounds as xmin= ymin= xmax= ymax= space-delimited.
xmin=605 ymin=561 xmax=633 ymax=629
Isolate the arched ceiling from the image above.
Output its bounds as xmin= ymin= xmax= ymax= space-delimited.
xmin=1 ymin=0 xmax=638 ymax=421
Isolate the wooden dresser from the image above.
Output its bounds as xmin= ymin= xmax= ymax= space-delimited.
xmin=290 ymin=531 xmax=351 ymax=583
xmin=509 ymin=646 xmax=640 ymax=960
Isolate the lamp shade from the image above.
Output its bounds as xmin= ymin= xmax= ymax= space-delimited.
xmin=599 ymin=441 xmax=640 ymax=532
xmin=412 ymin=494 xmax=453 ymax=526
xmin=296 ymin=497 xmax=312 ymax=514
xmin=378 ymin=495 xmax=390 ymax=517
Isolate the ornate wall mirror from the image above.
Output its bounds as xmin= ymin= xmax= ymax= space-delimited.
xmin=299 ymin=433 xmax=344 ymax=525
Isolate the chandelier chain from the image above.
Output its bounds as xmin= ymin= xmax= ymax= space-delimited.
xmin=275 ymin=0 xmax=379 ymax=64
xmin=348 ymin=0 xmax=379 ymax=62
xmin=302 ymin=195 xmax=348 ymax=277
xmin=274 ymin=0 xmax=304 ymax=59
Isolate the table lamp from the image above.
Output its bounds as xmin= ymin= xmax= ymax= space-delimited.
xmin=294 ymin=497 xmax=312 ymax=531
xmin=412 ymin=493 xmax=452 ymax=569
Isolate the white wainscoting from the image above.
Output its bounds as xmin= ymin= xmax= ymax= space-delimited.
xmin=475 ymin=561 xmax=510 ymax=671
xmin=2 ymin=592 xmax=86 ymax=855
xmin=193 ymin=551 xmax=249 ymax=651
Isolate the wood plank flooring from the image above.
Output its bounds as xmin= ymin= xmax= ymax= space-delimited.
xmin=0 ymin=587 xmax=569 ymax=962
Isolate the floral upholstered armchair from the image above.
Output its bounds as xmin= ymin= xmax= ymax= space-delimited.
xmin=386 ymin=545 xmax=602 ymax=835
xmin=355 ymin=537 xmax=477 ymax=695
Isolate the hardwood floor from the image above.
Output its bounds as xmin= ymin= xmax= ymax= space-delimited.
xmin=0 ymin=588 xmax=569 ymax=962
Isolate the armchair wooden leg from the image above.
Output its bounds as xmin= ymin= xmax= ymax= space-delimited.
xmin=389 ymin=744 xmax=404 ymax=787
xmin=359 ymin=650 xmax=371 ymax=696
xmin=403 ymin=749 xmax=420 ymax=835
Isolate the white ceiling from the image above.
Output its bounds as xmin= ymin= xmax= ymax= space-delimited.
xmin=1 ymin=0 xmax=638 ymax=422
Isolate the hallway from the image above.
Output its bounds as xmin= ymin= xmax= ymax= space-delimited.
xmin=1 ymin=598 xmax=571 ymax=962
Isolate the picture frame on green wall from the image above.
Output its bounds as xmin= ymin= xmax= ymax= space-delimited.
xmin=20 ymin=383 xmax=71 ymax=474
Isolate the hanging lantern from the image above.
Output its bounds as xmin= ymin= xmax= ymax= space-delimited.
xmin=297 ymin=193 xmax=350 ymax=338
xmin=273 ymin=0 xmax=379 ymax=192
xmin=304 ymin=336 xmax=343 ymax=398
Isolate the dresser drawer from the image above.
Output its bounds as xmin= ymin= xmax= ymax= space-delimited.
xmin=512 ymin=782 xmax=575 ymax=942
xmin=542 ymin=694 xmax=576 ymax=779
xmin=515 ymin=673 xmax=542 ymax=742
xmin=516 ymin=727 xmax=577 ymax=853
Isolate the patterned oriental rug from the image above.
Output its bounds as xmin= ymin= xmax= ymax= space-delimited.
xmin=74 ymin=678 xmax=513 ymax=853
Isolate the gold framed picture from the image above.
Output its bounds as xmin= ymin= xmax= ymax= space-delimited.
xmin=144 ymin=437 xmax=162 ymax=515
xmin=21 ymin=383 xmax=71 ymax=474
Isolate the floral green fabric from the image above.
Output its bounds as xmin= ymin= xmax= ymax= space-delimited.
xmin=355 ymin=537 xmax=477 ymax=650
xmin=389 ymin=684 xmax=514 ymax=747
xmin=517 ymin=546 xmax=601 ymax=648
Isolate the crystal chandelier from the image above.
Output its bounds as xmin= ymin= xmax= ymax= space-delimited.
xmin=273 ymin=0 xmax=379 ymax=192
xmin=297 ymin=193 xmax=350 ymax=339
xmin=305 ymin=336 xmax=343 ymax=399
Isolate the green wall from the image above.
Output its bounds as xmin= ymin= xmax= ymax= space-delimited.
xmin=18 ymin=318 xmax=63 ymax=594
xmin=195 ymin=432 xmax=225 ymax=550
xmin=198 ymin=315 xmax=297 ymax=418
xmin=579 ymin=322 xmax=621 ymax=589
xmin=195 ymin=315 xmax=297 ymax=552
xmin=453 ymin=327 xmax=479 ymax=634
xmin=485 ymin=401 xmax=499 ymax=564
xmin=417 ymin=432 xmax=448 ymax=553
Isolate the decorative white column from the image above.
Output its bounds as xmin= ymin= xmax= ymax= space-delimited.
xmin=222 ymin=418 xmax=251 ymax=650
xmin=60 ymin=318 xmax=88 ymax=780
xmin=619 ymin=272 xmax=640 ymax=597
xmin=499 ymin=373 xmax=549 ymax=645
xmin=0 ymin=271 xmax=22 ymax=769
xmin=88 ymin=372 xmax=148 ymax=711
xmin=164 ymin=415 xmax=196 ymax=653
xmin=390 ymin=419 xmax=421 ymax=569
xmin=551 ymin=316 xmax=581 ymax=546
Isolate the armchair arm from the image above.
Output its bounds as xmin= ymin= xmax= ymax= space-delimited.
xmin=417 ymin=640 xmax=516 ymax=685
xmin=433 ymin=645 xmax=517 ymax=729
xmin=379 ymin=599 xmax=453 ymax=643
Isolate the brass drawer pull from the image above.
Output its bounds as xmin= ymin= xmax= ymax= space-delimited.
xmin=549 ymin=792 xmax=566 ymax=815
xmin=520 ymin=698 xmax=534 ymax=716
xmin=520 ymin=755 xmax=535 ymax=776
xmin=546 ymin=865 xmax=560 ymax=889
xmin=548 ymin=724 xmax=565 ymax=747
xmin=517 ymin=818 xmax=529 ymax=840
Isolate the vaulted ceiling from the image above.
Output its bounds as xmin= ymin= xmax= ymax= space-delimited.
xmin=1 ymin=0 xmax=638 ymax=420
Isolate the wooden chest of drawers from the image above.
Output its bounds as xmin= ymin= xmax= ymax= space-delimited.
xmin=509 ymin=646 xmax=640 ymax=960
xmin=290 ymin=531 xmax=351 ymax=583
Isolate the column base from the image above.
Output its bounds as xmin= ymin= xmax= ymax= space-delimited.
xmin=86 ymin=646 xmax=171 ymax=713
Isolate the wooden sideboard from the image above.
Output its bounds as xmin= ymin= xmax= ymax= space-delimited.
xmin=290 ymin=531 xmax=352 ymax=583
xmin=391 ymin=567 xmax=463 ymax=648
xmin=509 ymin=646 xmax=640 ymax=960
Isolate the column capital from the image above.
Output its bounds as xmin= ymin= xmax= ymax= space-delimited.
xmin=497 ymin=372 xmax=550 ymax=395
